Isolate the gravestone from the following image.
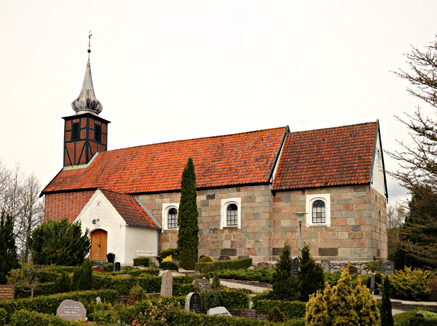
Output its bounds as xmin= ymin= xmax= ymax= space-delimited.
xmin=56 ymin=299 xmax=87 ymax=322
xmin=113 ymin=262 xmax=121 ymax=272
xmin=193 ymin=277 xmax=211 ymax=291
xmin=381 ymin=260 xmax=395 ymax=275
xmin=207 ymin=306 xmax=232 ymax=316
xmin=219 ymin=255 xmax=231 ymax=261
xmin=291 ymin=257 xmax=299 ymax=278
xmin=160 ymin=270 xmax=173 ymax=297
xmin=0 ymin=285 xmax=14 ymax=302
xmin=185 ymin=292 xmax=201 ymax=313
xmin=348 ymin=265 xmax=358 ymax=275
xmin=256 ymin=262 xmax=272 ymax=270
xmin=96 ymin=296 xmax=101 ymax=303
xmin=150 ymin=257 xmax=160 ymax=267
xmin=370 ymin=273 xmax=376 ymax=294
xmin=92 ymin=265 xmax=104 ymax=273
xmin=321 ymin=259 xmax=330 ymax=273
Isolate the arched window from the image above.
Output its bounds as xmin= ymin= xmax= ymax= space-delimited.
xmin=226 ymin=204 xmax=238 ymax=226
xmin=312 ymin=200 xmax=325 ymax=223
xmin=168 ymin=208 xmax=178 ymax=229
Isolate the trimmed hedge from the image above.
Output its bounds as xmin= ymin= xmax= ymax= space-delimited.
xmin=0 ymin=289 xmax=118 ymax=323
xmin=195 ymin=258 xmax=252 ymax=273
xmin=174 ymin=283 xmax=197 ymax=297
xmin=10 ymin=309 xmax=76 ymax=326
xmin=109 ymin=268 xmax=160 ymax=277
xmin=173 ymin=274 xmax=205 ymax=285
xmin=133 ymin=257 xmax=151 ymax=267
xmin=253 ymin=300 xmax=306 ymax=319
xmin=93 ymin=273 xmax=161 ymax=295
xmin=0 ymin=308 xmax=6 ymax=326
xmin=200 ymin=290 xmax=250 ymax=313
xmin=15 ymin=282 xmax=57 ymax=299
xmin=218 ymin=268 xmax=273 ymax=283
xmin=160 ymin=261 xmax=179 ymax=271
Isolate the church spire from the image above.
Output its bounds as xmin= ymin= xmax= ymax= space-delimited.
xmin=71 ymin=32 xmax=103 ymax=115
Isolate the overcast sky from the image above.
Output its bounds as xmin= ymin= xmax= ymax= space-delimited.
xmin=1 ymin=1 xmax=437 ymax=205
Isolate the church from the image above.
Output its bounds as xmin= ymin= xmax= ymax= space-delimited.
xmin=41 ymin=54 xmax=388 ymax=265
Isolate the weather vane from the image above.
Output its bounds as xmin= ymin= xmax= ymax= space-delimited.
xmin=88 ymin=31 xmax=92 ymax=57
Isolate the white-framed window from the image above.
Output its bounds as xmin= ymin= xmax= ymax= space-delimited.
xmin=162 ymin=203 xmax=179 ymax=230
xmin=305 ymin=194 xmax=331 ymax=227
xmin=220 ymin=198 xmax=241 ymax=229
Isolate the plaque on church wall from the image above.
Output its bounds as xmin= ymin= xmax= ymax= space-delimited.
xmin=0 ymin=285 xmax=14 ymax=302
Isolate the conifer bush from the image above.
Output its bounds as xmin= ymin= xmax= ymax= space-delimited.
xmin=380 ymin=277 xmax=394 ymax=326
xmin=54 ymin=272 xmax=71 ymax=293
xmin=388 ymin=266 xmax=435 ymax=301
xmin=72 ymin=259 xmax=93 ymax=291
xmin=0 ymin=212 xmax=19 ymax=284
xmin=211 ymin=271 xmax=220 ymax=290
xmin=298 ymin=244 xmax=324 ymax=301
xmin=306 ymin=264 xmax=379 ymax=326
xmin=271 ymin=243 xmax=300 ymax=301
xmin=159 ymin=261 xmax=179 ymax=271
xmin=267 ymin=305 xmax=286 ymax=323
xmin=177 ymin=157 xmax=199 ymax=270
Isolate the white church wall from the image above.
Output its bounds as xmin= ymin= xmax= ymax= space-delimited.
xmin=124 ymin=227 xmax=159 ymax=265
xmin=371 ymin=130 xmax=386 ymax=197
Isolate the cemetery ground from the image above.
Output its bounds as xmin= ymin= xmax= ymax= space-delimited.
xmin=0 ymin=254 xmax=436 ymax=325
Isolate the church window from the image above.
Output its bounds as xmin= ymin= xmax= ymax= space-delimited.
xmin=312 ymin=200 xmax=325 ymax=223
xmin=95 ymin=124 xmax=102 ymax=142
xmin=220 ymin=198 xmax=241 ymax=229
xmin=72 ymin=123 xmax=80 ymax=140
xmin=168 ymin=208 xmax=178 ymax=229
xmin=305 ymin=194 xmax=331 ymax=227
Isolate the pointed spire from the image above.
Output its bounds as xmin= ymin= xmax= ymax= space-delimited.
xmin=71 ymin=33 xmax=103 ymax=115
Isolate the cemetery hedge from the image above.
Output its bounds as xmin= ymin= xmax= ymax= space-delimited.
xmin=133 ymin=257 xmax=152 ymax=267
xmin=0 ymin=289 xmax=118 ymax=323
xmin=200 ymin=290 xmax=250 ymax=312
xmin=253 ymin=300 xmax=306 ymax=319
xmin=0 ymin=308 xmax=5 ymax=326
xmin=109 ymin=268 xmax=160 ymax=277
xmin=10 ymin=309 xmax=76 ymax=326
xmin=217 ymin=268 xmax=274 ymax=283
xmin=195 ymin=257 xmax=252 ymax=273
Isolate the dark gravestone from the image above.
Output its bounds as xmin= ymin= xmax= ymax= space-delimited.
xmin=185 ymin=292 xmax=201 ymax=313
xmin=220 ymin=249 xmax=236 ymax=257
xmin=113 ymin=262 xmax=121 ymax=272
xmin=56 ymin=299 xmax=87 ymax=322
xmin=370 ymin=273 xmax=376 ymax=294
xmin=291 ymin=257 xmax=299 ymax=279
xmin=92 ymin=266 xmax=104 ymax=273
xmin=193 ymin=278 xmax=211 ymax=291
xmin=0 ymin=285 xmax=14 ymax=302
xmin=348 ymin=265 xmax=358 ymax=275
xmin=381 ymin=260 xmax=395 ymax=275
xmin=320 ymin=259 xmax=330 ymax=273
xmin=219 ymin=255 xmax=231 ymax=261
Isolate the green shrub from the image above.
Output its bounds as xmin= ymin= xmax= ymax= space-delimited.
xmin=72 ymin=259 xmax=93 ymax=291
xmin=54 ymin=272 xmax=71 ymax=294
xmin=93 ymin=273 xmax=161 ymax=295
xmin=15 ymin=282 xmax=57 ymax=299
xmin=299 ymin=244 xmax=324 ymax=302
xmin=173 ymin=283 xmax=196 ymax=297
xmin=254 ymin=300 xmax=306 ymax=319
xmin=388 ymin=266 xmax=435 ymax=301
xmin=172 ymin=310 xmax=278 ymax=325
xmin=267 ymin=305 xmax=286 ymax=323
xmin=195 ymin=257 xmax=252 ymax=273
xmin=200 ymin=290 xmax=249 ymax=313
xmin=211 ymin=271 xmax=221 ymax=290
xmin=10 ymin=309 xmax=76 ymax=326
xmin=393 ymin=308 xmax=437 ymax=326
xmin=271 ymin=244 xmax=300 ymax=301
xmin=217 ymin=267 xmax=273 ymax=283
xmin=110 ymin=268 xmax=159 ymax=277
xmin=199 ymin=256 xmax=213 ymax=263
xmin=380 ymin=277 xmax=394 ymax=326
xmin=128 ymin=284 xmax=147 ymax=305
xmin=365 ymin=260 xmax=382 ymax=272
xmin=0 ymin=308 xmax=6 ymax=326
xmin=133 ymin=257 xmax=151 ymax=267
xmin=160 ymin=261 xmax=179 ymax=271
xmin=429 ymin=277 xmax=437 ymax=300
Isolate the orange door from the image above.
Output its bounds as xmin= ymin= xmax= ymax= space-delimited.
xmin=90 ymin=229 xmax=107 ymax=261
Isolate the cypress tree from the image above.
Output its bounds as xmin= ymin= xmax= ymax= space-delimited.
xmin=271 ymin=243 xmax=300 ymax=301
xmin=380 ymin=277 xmax=394 ymax=326
xmin=177 ymin=157 xmax=199 ymax=270
xmin=0 ymin=212 xmax=19 ymax=284
xmin=299 ymin=244 xmax=325 ymax=301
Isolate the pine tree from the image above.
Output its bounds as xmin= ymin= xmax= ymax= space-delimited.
xmin=177 ymin=157 xmax=199 ymax=270
xmin=380 ymin=277 xmax=394 ymax=326
xmin=306 ymin=286 xmax=331 ymax=326
xmin=0 ymin=212 xmax=19 ymax=284
xmin=271 ymin=243 xmax=300 ymax=301
xmin=299 ymin=244 xmax=325 ymax=301
xmin=330 ymin=264 xmax=358 ymax=325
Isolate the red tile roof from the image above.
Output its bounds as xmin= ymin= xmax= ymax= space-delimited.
xmin=100 ymin=189 xmax=159 ymax=229
xmin=272 ymin=122 xmax=377 ymax=190
xmin=42 ymin=127 xmax=288 ymax=195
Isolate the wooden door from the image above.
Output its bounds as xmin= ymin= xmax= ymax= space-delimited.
xmin=90 ymin=229 xmax=107 ymax=261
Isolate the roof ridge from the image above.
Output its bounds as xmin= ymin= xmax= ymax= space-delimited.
xmin=100 ymin=126 xmax=289 ymax=154
xmin=289 ymin=121 xmax=376 ymax=134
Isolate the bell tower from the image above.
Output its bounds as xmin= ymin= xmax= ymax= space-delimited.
xmin=63 ymin=34 xmax=110 ymax=167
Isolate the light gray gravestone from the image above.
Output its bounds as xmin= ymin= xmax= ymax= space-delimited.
xmin=207 ymin=306 xmax=232 ymax=316
xmin=381 ymin=260 xmax=395 ymax=275
xmin=370 ymin=273 xmax=376 ymax=294
xmin=96 ymin=296 xmax=101 ymax=303
xmin=192 ymin=277 xmax=211 ymax=292
xmin=185 ymin=292 xmax=201 ymax=313
xmin=56 ymin=299 xmax=87 ymax=322
xmin=321 ymin=259 xmax=330 ymax=273
xmin=160 ymin=270 xmax=173 ymax=297
xmin=150 ymin=257 xmax=160 ymax=268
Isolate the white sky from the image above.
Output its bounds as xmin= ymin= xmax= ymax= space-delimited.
xmin=1 ymin=1 xmax=436 ymax=205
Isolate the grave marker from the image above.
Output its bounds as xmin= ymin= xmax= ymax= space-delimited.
xmin=56 ymin=299 xmax=86 ymax=322
xmin=193 ymin=277 xmax=211 ymax=291
xmin=291 ymin=257 xmax=299 ymax=278
xmin=161 ymin=270 xmax=173 ymax=297
xmin=348 ymin=265 xmax=358 ymax=275
xmin=207 ymin=306 xmax=232 ymax=316
xmin=321 ymin=259 xmax=330 ymax=273
xmin=185 ymin=292 xmax=201 ymax=313
xmin=92 ymin=266 xmax=104 ymax=273
xmin=370 ymin=273 xmax=376 ymax=294
xmin=0 ymin=285 xmax=14 ymax=302
xmin=381 ymin=260 xmax=395 ymax=275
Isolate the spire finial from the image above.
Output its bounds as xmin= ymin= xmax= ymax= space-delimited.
xmin=88 ymin=31 xmax=92 ymax=57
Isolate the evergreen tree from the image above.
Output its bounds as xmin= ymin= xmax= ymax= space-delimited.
xmin=177 ymin=157 xmax=199 ymax=270
xmin=211 ymin=271 xmax=221 ymax=290
xmin=28 ymin=218 xmax=90 ymax=266
xmin=54 ymin=272 xmax=71 ymax=293
xmin=380 ymin=277 xmax=394 ymax=326
xmin=306 ymin=286 xmax=331 ymax=326
xmin=72 ymin=259 xmax=93 ymax=291
xmin=0 ymin=212 xmax=19 ymax=284
xmin=330 ymin=265 xmax=358 ymax=325
xmin=354 ymin=278 xmax=380 ymax=326
xmin=299 ymin=244 xmax=324 ymax=301
xmin=271 ymin=243 xmax=300 ymax=301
